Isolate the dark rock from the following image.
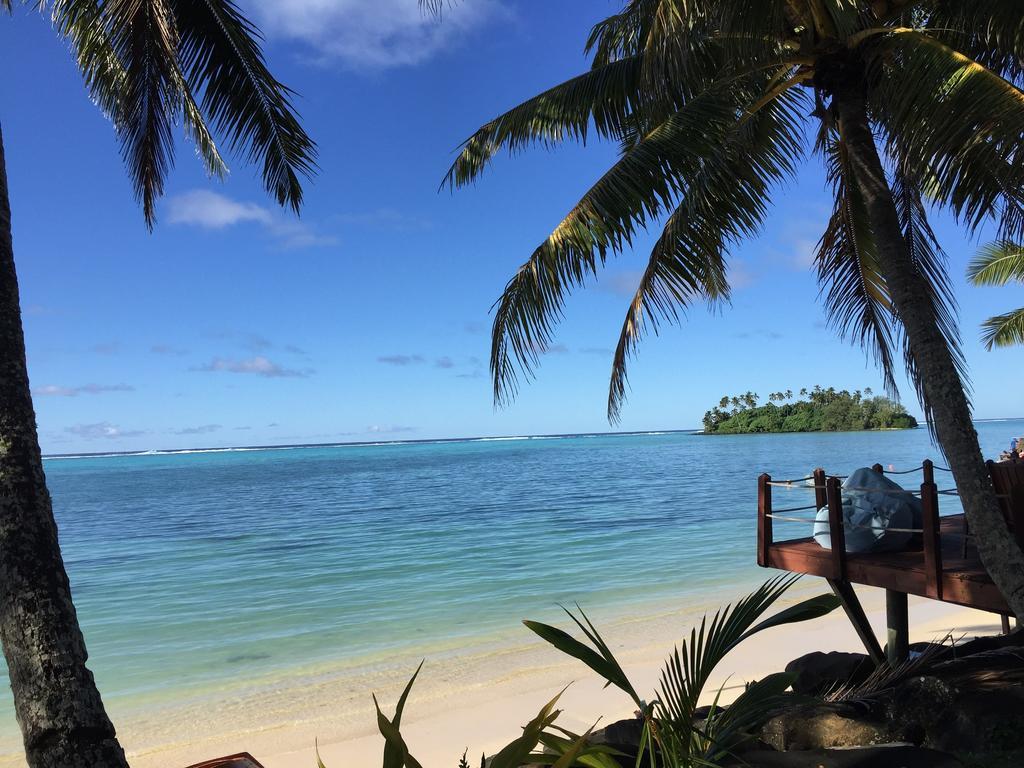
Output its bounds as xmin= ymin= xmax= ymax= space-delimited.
xmin=890 ymin=648 xmax=1024 ymax=754
xmin=589 ymin=717 xmax=644 ymax=750
xmin=784 ymin=651 xmax=873 ymax=695
xmin=725 ymin=745 xmax=963 ymax=767
xmin=760 ymin=702 xmax=890 ymax=750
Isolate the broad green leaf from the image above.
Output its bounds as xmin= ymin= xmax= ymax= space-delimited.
xmin=736 ymin=593 xmax=839 ymax=645
xmin=374 ymin=694 xmax=423 ymax=768
xmin=488 ymin=687 xmax=566 ymax=768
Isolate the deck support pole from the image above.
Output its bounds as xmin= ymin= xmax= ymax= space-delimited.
xmin=886 ymin=589 xmax=909 ymax=664
xmin=827 ymin=579 xmax=885 ymax=666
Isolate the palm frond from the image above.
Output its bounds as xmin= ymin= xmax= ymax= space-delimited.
xmin=870 ymin=28 xmax=1024 ymax=238
xmin=172 ymin=0 xmax=317 ymax=212
xmin=980 ymin=308 xmax=1024 ymax=349
xmin=656 ymin=575 xmax=797 ymax=728
xmin=967 ymin=242 xmax=1024 ymax=286
xmin=890 ymin=160 xmax=968 ymax=418
xmin=607 ymin=86 xmax=807 ymax=422
xmin=815 ymin=131 xmax=900 ymax=396
xmin=926 ymin=0 xmax=1024 ymax=83
xmin=489 ymin=85 xmax=757 ymax=406
xmin=104 ymin=0 xmax=183 ymax=226
xmin=51 ymin=0 xmax=127 ymax=124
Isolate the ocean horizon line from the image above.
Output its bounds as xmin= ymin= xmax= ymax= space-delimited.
xmin=42 ymin=427 xmax=701 ymax=460
xmin=42 ymin=416 xmax=1024 ymax=461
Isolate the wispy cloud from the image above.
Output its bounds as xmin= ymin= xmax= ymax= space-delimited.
xmin=378 ymin=354 xmax=425 ymax=366
xmin=66 ymin=422 xmax=145 ymax=440
xmin=172 ymin=424 xmax=222 ymax=435
xmin=435 ymin=356 xmax=454 ymax=369
xmin=166 ymin=190 xmax=336 ymax=249
xmin=733 ymin=330 xmax=784 ymax=341
xmin=253 ymin=0 xmax=506 ymax=69
xmin=597 ymin=270 xmax=642 ymax=299
xmin=335 ymin=208 xmax=432 ymax=231
xmin=580 ymin=347 xmax=612 ymax=355
xmin=367 ymin=424 xmax=416 ymax=434
xmin=91 ymin=342 xmax=120 ymax=355
xmin=34 ymin=383 xmax=134 ymax=397
xmin=151 ymin=344 xmax=189 ymax=356
xmin=193 ymin=356 xmax=312 ymax=378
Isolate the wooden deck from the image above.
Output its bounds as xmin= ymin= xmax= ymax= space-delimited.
xmin=756 ymin=460 xmax=1020 ymax=664
xmin=763 ymin=513 xmax=1008 ymax=614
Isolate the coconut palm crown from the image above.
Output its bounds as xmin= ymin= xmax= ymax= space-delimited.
xmin=447 ymin=0 xmax=1024 ymax=619
xmin=448 ymin=0 xmax=1023 ymax=419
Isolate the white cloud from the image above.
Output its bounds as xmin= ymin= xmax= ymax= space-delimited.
xmin=66 ymin=422 xmax=146 ymax=439
xmin=166 ymin=189 xmax=336 ymax=248
xmin=367 ymin=424 xmax=416 ymax=434
xmin=166 ymin=190 xmax=272 ymax=229
xmin=34 ymin=383 xmax=134 ymax=397
xmin=249 ymin=0 xmax=505 ymax=69
xmin=194 ymin=355 xmax=311 ymax=378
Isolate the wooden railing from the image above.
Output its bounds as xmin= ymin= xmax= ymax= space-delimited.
xmin=757 ymin=460 xmax=945 ymax=599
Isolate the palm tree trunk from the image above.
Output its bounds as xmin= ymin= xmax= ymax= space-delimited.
xmin=833 ymin=91 xmax=1024 ymax=621
xmin=0 ymin=126 xmax=129 ymax=767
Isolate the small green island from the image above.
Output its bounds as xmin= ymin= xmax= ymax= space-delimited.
xmin=702 ymin=386 xmax=919 ymax=434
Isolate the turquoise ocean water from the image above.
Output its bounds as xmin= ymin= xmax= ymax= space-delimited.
xmin=1 ymin=420 xmax=1020 ymax=742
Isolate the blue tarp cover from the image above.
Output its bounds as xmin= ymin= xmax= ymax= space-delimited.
xmin=813 ymin=467 xmax=923 ymax=553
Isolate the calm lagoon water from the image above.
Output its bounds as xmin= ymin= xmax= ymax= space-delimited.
xmin=1 ymin=420 xmax=1020 ymax=734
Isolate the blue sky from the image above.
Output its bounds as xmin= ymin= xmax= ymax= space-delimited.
xmin=1 ymin=1 xmax=1020 ymax=454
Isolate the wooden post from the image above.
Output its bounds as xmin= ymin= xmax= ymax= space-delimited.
xmin=828 ymin=579 xmax=885 ymax=666
xmin=826 ymin=476 xmax=847 ymax=581
xmin=813 ymin=467 xmax=827 ymax=511
xmin=1002 ymin=615 xmax=1012 ymax=635
xmin=886 ymin=589 xmax=909 ymax=665
xmin=921 ymin=461 xmax=942 ymax=600
xmin=758 ymin=473 xmax=772 ymax=567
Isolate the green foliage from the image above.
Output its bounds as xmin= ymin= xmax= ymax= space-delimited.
xmin=702 ymin=386 xmax=917 ymax=434
xmin=967 ymin=242 xmax=1024 ymax=348
xmin=324 ymin=577 xmax=839 ymax=768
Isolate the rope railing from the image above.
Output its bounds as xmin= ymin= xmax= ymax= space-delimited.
xmin=763 ymin=512 xmax=981 ymax=538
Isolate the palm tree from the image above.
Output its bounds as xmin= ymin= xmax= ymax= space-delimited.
xmin=967 ymin=242 xmax=1024 ymax=348
xmin=0 ymin=2 xmax=315 ymax=765
xmin=445 ymin=1 xmax=1024 ymax=619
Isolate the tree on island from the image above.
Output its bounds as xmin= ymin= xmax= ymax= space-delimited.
xmin=701 ymin=387 xmax=918 ymax=434
xmin=0 ymin=2 xmax=315 ymax=766
xmin=444 ymin=1 xmax=1024 ymax=620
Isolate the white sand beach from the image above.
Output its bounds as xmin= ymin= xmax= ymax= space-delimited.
xmin=106 ymin=586 xmax=1004 ymax=768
